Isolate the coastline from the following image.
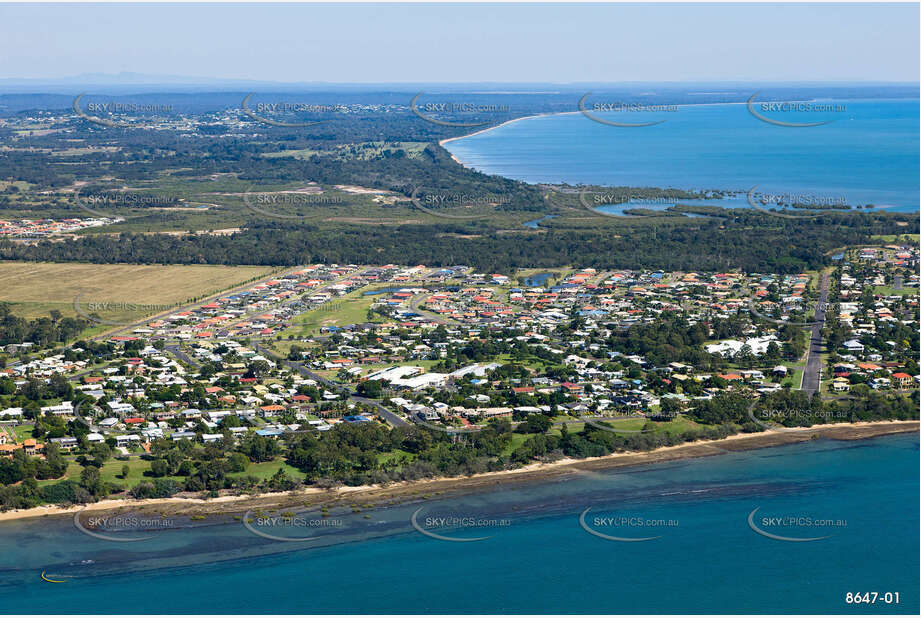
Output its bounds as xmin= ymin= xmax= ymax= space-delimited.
xmin=1 ymin=419 xmax=916 ymax=523
xmin=437 ymin=101 xmax=754 ymax=165
xmin=438 ymin=111 xmax=568 ymax=165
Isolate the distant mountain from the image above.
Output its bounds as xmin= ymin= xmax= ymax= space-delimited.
xmin=2 ymin=73 xmax=916 ymax=95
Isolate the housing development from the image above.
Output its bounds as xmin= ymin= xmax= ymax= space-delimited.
xmin=1 ymin=240 xmax=916 ymax=498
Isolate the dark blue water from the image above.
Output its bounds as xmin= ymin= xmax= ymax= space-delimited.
xmin=0 ymin=433 xmax=917 ymax=614
xmin=523 ymin=272 xmax=553 ymax=286
xmin=446 ymin=99 xmax=919 ymax=213
xmin=362 ymin=287 xmax=406 ymax=296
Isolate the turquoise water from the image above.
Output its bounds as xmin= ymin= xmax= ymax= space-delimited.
xmin=0 ymin=433 xmax=917 ymax=614
xmin=445 ymin=99 xmax=920 ymax=214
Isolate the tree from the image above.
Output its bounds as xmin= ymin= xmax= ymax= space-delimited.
xmin=149 ymin=459 xmax=170 ymax=477
xmin=91 ymin=442 xmax=112 ymax=464
xmin=79 ymin=465 xmax=106 ymax=498
xmin=228 ymin=452 xmax=249 ymax=473
xmin=356 ymin=380 xmax=383 ymax=399
xmin=246 ymin=360 xmax=271 ymax=378
xmin=735 ymin=344 xmax=756 ymax=369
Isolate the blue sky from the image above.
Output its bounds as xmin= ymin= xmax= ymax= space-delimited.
xmin=0 ymin=2 xmax=917 ymax=82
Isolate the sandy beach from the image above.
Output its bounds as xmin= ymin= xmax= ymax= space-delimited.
xmin=437 ymin=100 xmax=756 ymax=164
xmin=1 ymin=420 xmax=915 ymax=523
xmin=438 ymin=111 xmax=570 ymax=165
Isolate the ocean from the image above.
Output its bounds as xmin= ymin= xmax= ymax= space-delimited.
xmin=444 ymin=98 xmax=920 ymax=216
xmin=0 ymin=433 xmax=917 ymax=614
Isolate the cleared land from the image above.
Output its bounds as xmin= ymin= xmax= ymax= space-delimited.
xmin=0 ymin=262 xmax=277 ymax=322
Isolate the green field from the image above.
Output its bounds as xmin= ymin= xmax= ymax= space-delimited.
xmin=37 ymin=458 xmax=182 ymax=488
xmin=39 ymin=456 xmax=306 ymax=488
xmin=12 ymin=424 xmax=35 ymax=440
xmin=873 ymin=285 xmax=918 ymax=297
xmin=227 ymin=459 xmax=306 ymax=481
xmin=870 ymin=234 xmax=919 ymax=243
xmin=277 ymin=286 xmax=388 ymax=338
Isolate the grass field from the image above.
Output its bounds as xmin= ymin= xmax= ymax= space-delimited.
xmin=873 ymin=285 xmax=918 ymax=297
xmin=39 ymin=456 xmax=306 ymax=488
xmin=8 ymin=424 xmax=36 ymax=440
xmin=36 ymin=458 xmax=180 ymax=488
xmin=227 ymin=459 xmax=306 ymax=482
xmin=0 ymin=262 xmax=277 ymax=324
xmin=277 ymin=285 xmax=387 ymax=338
xmin=870 ymin=234 xmax=919 ymax=243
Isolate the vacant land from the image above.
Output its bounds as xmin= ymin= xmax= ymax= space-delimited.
xmin=277 ymin=285 xmax=390 ymax=338
xmin=0 ymin=262 xmax=277 ymax=321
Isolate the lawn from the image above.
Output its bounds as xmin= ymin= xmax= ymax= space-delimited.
xmin=12 ymin=424 xmax=35 ymax=440
xmin=37 ymin=456 xmax=307 ymax=488
xmin=782 ymin=366 xmax=804 ymax=389
xmin=228 ymin=459 xmax=306 ymax=481
xmin=278 ymin=286 xmax=387 ymax=337
xmin=500 ymin=432 xmax=532 ymax=456
xmin=873 ymin=285 xmax=918 ymax=297
xmin=37 ymin=457 xmax=181 ymax=488
xmin=556 ymin=414 xmax=704 ymax=436
xmin=496 ymin=352 xmax=554 ymax=371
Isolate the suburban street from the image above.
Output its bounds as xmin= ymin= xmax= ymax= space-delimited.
xmin=802 ymin=272 xmax=830 ymax=396
xmin=253 ymin=343 xmax=409 ymax=428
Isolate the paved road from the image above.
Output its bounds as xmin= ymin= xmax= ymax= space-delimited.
xmin=408 ymin=290 xmax=456 ymax=325
xmin=252 ymin=343 xmax=409 ymax=428
xmin=65 ymin=361 xmax=121 ymax=382
xmin=164 ymin=344 xmax=200 ymax=369
xmin=89 ymin=266 xmax=300 ymax=342
xmin=802 ymin=272 xmax=830 ymax=396
xmin=351 ymin=396 xmax=410 ymax=428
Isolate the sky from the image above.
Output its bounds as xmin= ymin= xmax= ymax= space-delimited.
xmin=0 ymin=2 xmax=918 ymax=83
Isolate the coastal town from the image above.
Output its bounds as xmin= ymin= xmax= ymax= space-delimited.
xmin=0 ymin=240 xmax=917 ymax=508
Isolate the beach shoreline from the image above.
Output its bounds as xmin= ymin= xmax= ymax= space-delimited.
xmin=1 ymin=420 xmax=916 ymax=523
xmin=438 ymin=111 xmax=566 ymax=165
xmin=436 ymin=101 xmax=755 ymax=165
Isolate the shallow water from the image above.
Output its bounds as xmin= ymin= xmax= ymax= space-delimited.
xmin=0 ymin=433 xmax=917 ymax=614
